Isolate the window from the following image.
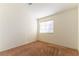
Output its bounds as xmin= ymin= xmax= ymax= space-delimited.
xmin=39 ymin=20 xmax=54 ymax=33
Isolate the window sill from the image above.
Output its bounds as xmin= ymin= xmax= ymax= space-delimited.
xmin=40 ymin=32 xmax=54 ymax=34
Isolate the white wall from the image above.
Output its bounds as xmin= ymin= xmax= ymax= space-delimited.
xmin=78 ymin=6 xmax=79 ymax=51
xmin=38 ymin=7 xmax=78 ymax=50
xmin=0 ymin=4 xmax=37 ymax=51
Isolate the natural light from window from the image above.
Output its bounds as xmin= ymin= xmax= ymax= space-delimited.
xmin=40 ymin=20 xmax=54 ymax=33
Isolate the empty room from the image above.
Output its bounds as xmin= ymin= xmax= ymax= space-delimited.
xmin=0 ymin=3 xmax=79 ymax=56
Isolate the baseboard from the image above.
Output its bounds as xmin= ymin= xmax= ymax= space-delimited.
xmin=37 ymin=40 xmax=78 ymax=51
xmin=0 ymin=39 xmax=36 ymax=52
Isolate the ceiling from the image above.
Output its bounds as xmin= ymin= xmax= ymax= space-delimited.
xmin=0 ymin=3 xmax=77 ymax=19
xmin=25 ymin=3 xmax=78 ymax=19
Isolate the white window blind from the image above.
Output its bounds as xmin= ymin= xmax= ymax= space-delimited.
xmin=40 ymin=20 xmax=54 ymax=33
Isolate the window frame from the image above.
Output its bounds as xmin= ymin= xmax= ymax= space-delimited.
xmin=39 ymin=20 xmax=54 ymax=34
